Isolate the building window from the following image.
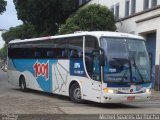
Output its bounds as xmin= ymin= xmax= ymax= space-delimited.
xmin=151 ymin=0 xmax=157 ymax=7
xmin=115 ymin=3 xmax=119 ymax=20
xmin=131 ymin=0 xmax=136 ymax=15
xmin=110 ymin=5 xmax=114 ymax=14
xmin=79 ymin=0 xmax=89 ymax=6
xmin=125 ymin=0 xmax=130 ymax=17
xmin=143 ymin=0 xmax=149 ymax=10
xmin=82 ymin=0 xmax=87 ymax=3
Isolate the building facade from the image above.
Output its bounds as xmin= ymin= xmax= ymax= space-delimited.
xmin=89 ymin=0 xmax=160 ymax=90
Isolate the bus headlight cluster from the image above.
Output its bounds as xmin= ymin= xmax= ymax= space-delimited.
xmin=146 ymin=89 xmax=151 ymax=93
xmin=103 ymin=88 xmax=117 ymax=94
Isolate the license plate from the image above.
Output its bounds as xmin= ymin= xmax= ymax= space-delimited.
xmin=127 ymin=96 xmax=135 ymax=101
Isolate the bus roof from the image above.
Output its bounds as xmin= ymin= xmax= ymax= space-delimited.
xmin=9 ymin=31 xmax=144 ymax=44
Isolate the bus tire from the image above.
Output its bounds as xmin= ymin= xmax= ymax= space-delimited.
xmin=69 ymin=83 xmax=83 ymax=103
xmin=19 ymin=76 xmax=27 ymax=92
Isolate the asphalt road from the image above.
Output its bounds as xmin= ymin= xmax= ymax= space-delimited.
xmin=0 ymin=69 xmax=160 ymax=120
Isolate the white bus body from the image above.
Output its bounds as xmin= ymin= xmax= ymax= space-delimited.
xmin=7 ymin=31 xmax=151 ymax=103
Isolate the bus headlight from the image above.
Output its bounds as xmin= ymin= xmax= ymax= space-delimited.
xmin=103 ymin=88 xmax=117 ymax=94
xmin=146 ymin=89 xmax=151 ymax=93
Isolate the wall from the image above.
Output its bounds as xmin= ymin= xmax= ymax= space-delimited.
xmin=89 ymin=0 xmax=160 ymax=65
xmin=89 ymin=0 xmax=160 ymax=90
xmin=90 ymin=0 xmax=160 ymax=18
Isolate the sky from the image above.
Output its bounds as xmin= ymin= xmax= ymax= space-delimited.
xmin=0 ymin=0 xmax=22 ymax=48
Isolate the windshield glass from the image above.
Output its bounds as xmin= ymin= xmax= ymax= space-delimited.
xmin=128 ymin=39 xmax=150 ymax=83
xmin=101 ymin=37 xmax=150 ymax=84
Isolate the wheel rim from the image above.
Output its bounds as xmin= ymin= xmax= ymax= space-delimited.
xmin=73 ymin=87 xmax=81 ymax=100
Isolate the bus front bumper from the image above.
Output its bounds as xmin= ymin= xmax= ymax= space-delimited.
xmin=101 ymin=92 xmax=151 ymax=103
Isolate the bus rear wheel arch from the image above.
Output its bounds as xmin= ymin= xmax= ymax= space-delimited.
xmin=69 ymin=81 xmax=83 ymax=103
xmin=19 ymin=75 xmax=27 ymax=92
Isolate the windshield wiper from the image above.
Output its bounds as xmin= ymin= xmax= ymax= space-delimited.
xmin=132 ymin=57 xmax=145 ymax=83
xmin=120 ymin=68 xmax=129 ymax=82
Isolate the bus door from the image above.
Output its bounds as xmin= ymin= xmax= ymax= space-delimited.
xmin=82 ymin=36 xmax=102 ymax=102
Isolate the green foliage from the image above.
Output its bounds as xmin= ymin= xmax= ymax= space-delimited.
xmin=0 ymin=0 xmax=7 ymax=14
xmin=2 ymin=24 xmax=36 ymax=43
xmin=13 ymin=0 xmax=79 ymax=36
xmin=59 ymin=4 xmax=116 ymax=34
xmin=0 ymin=44 xmax=7 ymax=60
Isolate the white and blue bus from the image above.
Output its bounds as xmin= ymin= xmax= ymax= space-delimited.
xmin=7 ymin=31 xmax=151 ymax=103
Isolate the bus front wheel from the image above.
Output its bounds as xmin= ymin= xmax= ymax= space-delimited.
xmin=69 ymin=83 xmax=83 ymax=103
xmin=19 ymin=76 xmax=27 ymax=92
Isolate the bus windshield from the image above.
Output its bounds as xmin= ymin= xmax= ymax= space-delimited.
xmin=101 ymin=37 xmax=151 ymax=84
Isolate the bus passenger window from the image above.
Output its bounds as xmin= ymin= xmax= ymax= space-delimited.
xmin=56 ymin=48 xmax=67 ymax=58
xmin=47 ymin=51 xmax=54 ymax=57
xmin=70 ymin=49 xmax=79 ymax=58
xmin=78 ymin=51 xmax=83 ymax=58
xmin=62 ymin=49 xmax=67 ymax=57
xmin=68 ymin=37 xmax=83 ymax=59
xmin=54 ymin=39 xmax=67 ymax=59
xmin=35 ymin=51 xmax=41 ymax=58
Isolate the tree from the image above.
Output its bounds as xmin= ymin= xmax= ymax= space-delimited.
xmin=59 ymin=4 xmax=116 ymax=34
xmin=13 ymin=0 xmax=80 ymax=36
xmin=0 ymin=44 xmax=7 ymax=60
xmin=2 ymin=24 xmax=36 ymax=44
xmin=2 ymin=0 xmax=80 ymax=43
xmin=1 ymin=24 xmax=37 ymax=59
xmin=0 ymin=0 xmax=7 ymax=14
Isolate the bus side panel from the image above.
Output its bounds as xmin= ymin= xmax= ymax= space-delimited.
xmin=8 ymin=58 xmax=21 ymax=87
xmin=8 ymin=59 xmax=59 ymax=93
xmin=52 ymin=60 xmax=69 ymax=96
xmin=22 ymin=71 xmax=43 ymax=91
xmin=8 ymin=58 xmax=44 ymax=91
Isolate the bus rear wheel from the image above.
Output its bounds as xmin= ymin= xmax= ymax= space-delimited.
xmin=69 ymin=83 xmax=83 ymax=103
xmin=19 ymin=76 xmax=27 ymax=92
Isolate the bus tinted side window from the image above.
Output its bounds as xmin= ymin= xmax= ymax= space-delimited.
xmin=8 ymin=39 xmax=68 ymax=59
xmin=54 ymin=39 xmax=68 ymax=59
xmin=85 ymin=36 xmax=100 ymax=81
xmin=8 ymin=37 xmax=83 ymax=59
xmin=8 ymin=47 xmax=34 ymax=59
xmin=68 ymin=37 xmax=83 ymax=59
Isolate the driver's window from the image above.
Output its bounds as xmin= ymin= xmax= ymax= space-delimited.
xmin=85 ymin=36 xmax=100 ymax=81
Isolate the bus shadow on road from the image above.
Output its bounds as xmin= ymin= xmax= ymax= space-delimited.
xmin=13 ymin=88 xmax=141 ymax=109
xmin=84 ymin=102 xmax=141 ymax=109
xmin=13 ymin=88 xmax=71 ymax=101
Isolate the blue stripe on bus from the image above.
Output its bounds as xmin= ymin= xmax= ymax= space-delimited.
xmin=107 ymin=83 xmax=130 ymax=87
xmin=12 ymin=59 xmax=58 ymax=92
